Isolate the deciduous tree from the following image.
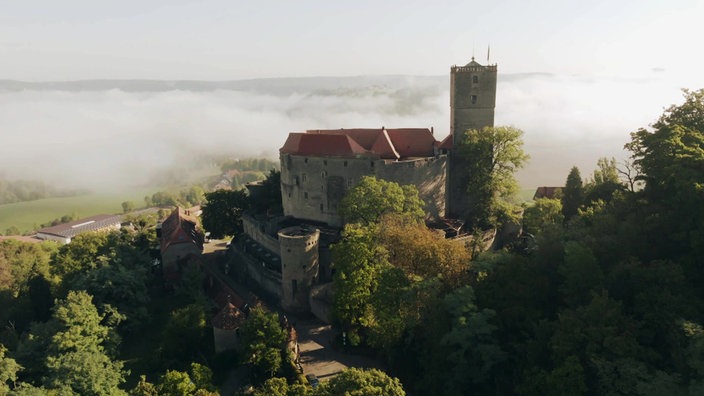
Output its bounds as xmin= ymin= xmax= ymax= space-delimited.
xmin=316 ymin=367 xmax=405 ymax=396
xmin=239 ymin=306 xmax=287 ymax=381
xmin=339 ymin=176 xmax=424 ymax=225
xmin=455 ymin=126 xmax=529 ymax=228
xmin=201 ymin=189 xmax=250 ymax=239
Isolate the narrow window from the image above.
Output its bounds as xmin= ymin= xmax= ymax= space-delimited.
xmin=323 ymin=160 xmax=327 ymax=166
xmin=304 ymin=158 xmax=308 ymax=163
xmin=370 ymin=161 xmax=375 ymax=168
xmin=304 ymin=192 xmax=308 ymax=199
xmin=302 ymin=173 xmax=307 ymax=182
xmin=343 ymin=161 xmax=348 ymax=167
xmin=320 ymin=203 xmax=324 ymax=212
xmin=472 ymin=75 xmax=479 ymax=84
xmin=471 ymin=95 xmax=478 ymax=104
xmin=347 ymin=178 xmax=353 ymax=188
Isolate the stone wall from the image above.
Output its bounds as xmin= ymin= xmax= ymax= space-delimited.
xmin=162 ymin=243 xmax=201 ymax=275
xmin=230 ymin=247 xmax=282 ymax=299
xmin=242 ymin=215 xmax=280 ymax=254
xmin=279 ymin=226 xmax=320 ymax=313
xmin=309 ymin=283 xmax=334 ymax=324
xmin=376 ymin=156 xmax=447 ymax=219
xmin=281 ymin=153 xmax=447 ymax=226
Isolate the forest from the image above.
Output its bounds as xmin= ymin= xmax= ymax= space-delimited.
xmin=323 ymin=88 xmax=704 ymax=395
xmin=1 ymin=89 xmax=704 ymax=395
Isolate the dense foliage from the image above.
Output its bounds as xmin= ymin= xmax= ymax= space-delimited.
xmin=325 ymin=89 xmax=704 ymax=395
xmin=455 ymin=126 xmax=529 ymax=228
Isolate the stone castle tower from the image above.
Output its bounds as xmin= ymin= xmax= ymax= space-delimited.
xmin=278 ymin=225 xmax=320 ymax=313
xmin=448 ymin=57 xmax=498 ymax=219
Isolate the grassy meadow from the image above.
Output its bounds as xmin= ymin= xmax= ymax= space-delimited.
xmin=0 ymin=189 xmax=157 ymax=235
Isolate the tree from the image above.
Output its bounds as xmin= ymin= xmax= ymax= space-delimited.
xmin=17 ymin=291 xmax=127 ymax=395
xmin=331 ymin=224 xmax=389 ymax=338
xmin=201 ymin=189 xmax=250 ymax=239
xmin=561 ymin=166 xmax=584 ymax=219
xmin=316 ymin=368 xmax=405 ymax=396
xmin=121 ymin=201 xmax=135 ymax=214
xmin=68 ymin=264 xmax=149 ymax=334
xmin=129 ymin=375 xmax=158 ymax=396
xmin=376 ymin=214 xmax=471 ymax=287
xmin=4 ymin=226 xmax=20 ymax=236
xmin=50 ymin=232 xmax=112 ymax=281
xmin=436 ymin=286 xmax=505 ymax=395
xmin=160 ymin=304 xmax=209 ymax=364
xmin=239 ymin=306 xmax=287 ymax=381
xmin=584 ymin=158 xmax=625 ymax=205
xmin=339 ymin=176 xmax=424 ymax=225
xmin=1 ymin=343 xmax=21 ymax=394
xmin=250 ymin=169 xmax=283 ymax=215
xmin=455 ymin=126 xmax=529 ymax=228
xmin=156 ymin=364 xmax=216 ymax=396
xmin=625 ymin=88 xmax=704 ymax=274
xmin=253 ymin=377 xmax=310 ymax=396
xmin=558 ymin=242 xmax=603 ymax=307
xmin=523 ymin=198 xmax=564 ymax=235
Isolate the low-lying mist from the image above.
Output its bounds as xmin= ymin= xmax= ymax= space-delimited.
xmin=0 ymin=72 xmax=690 ymax=192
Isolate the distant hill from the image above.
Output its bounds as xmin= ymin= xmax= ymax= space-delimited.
xmin=0 ymin=73 xmax=551 ymax=95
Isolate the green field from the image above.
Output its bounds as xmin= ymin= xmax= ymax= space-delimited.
xmin=0 ymin=189 xmax=157 ymax=234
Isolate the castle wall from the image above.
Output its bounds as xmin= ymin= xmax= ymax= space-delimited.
xmin=242 ymin=215 xmax=280 ymax=254
xmin=280 ymin=153 xmax=447 ymax=226
xmin=230 ymin=247 xmax=283 ymax=298
xmin=162 ymin=243 xmax=201 ymax=276
xmin=279 ymin=226 xmax=320 ymax=313
xmin=376 ymin=156 xmax=447 ymax=219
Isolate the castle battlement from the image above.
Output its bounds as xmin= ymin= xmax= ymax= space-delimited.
xmin=451 ymin=64 xmax=497 ymax=73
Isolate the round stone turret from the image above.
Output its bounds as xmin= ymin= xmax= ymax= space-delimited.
xmin=278 ymin=225 xmax=320 ymax=313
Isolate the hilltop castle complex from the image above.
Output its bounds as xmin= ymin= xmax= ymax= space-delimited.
xmin=232 ymin=58 xmax=498 ymax=315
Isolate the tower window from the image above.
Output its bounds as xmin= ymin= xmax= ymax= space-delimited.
xmin=320 ymin=203 xmax=324 ymax=212
xmin=302 ymin=173 xmax=307 ymax=182
xmin=473 ymin=75 xmax=479 ymax=84
xmin=323 ymin=160 xmax=327 ymax=166
xmin=471 ymin=95 xmax=478 ymax=104
xmin=304 ymin=158 xmax=308 ymax=163
xmin=343 ymin=161 xmax=348 ymax=167
xmin=304 ymin=192 xmax=308 ymax=199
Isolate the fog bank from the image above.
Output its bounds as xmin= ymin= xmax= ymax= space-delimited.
xmin=0 ymin=72 xmax=692 ymax=191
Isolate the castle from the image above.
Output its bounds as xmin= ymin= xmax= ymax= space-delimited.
xmin=231 ymin=57 xmax=497 ymax=316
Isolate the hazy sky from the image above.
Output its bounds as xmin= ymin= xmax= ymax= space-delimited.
xmin=1 ymin=1 xmax=703 ymax=192
xmin=2 ymin=0 xmax=704 ymax=82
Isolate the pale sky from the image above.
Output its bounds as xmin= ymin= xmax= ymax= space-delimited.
xmin=2 ymin=0 xmax=703 ymax=82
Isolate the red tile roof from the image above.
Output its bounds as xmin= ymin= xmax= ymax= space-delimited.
xmin=160 ymin=207 xmax=204 ymax=253
xmin=212 ymin=302 xmax=245 ymax=330
xmin=438 ymin=134 xmax=453 ymax=149
xmin=280 ymin=128 xmax=439 ymax=159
